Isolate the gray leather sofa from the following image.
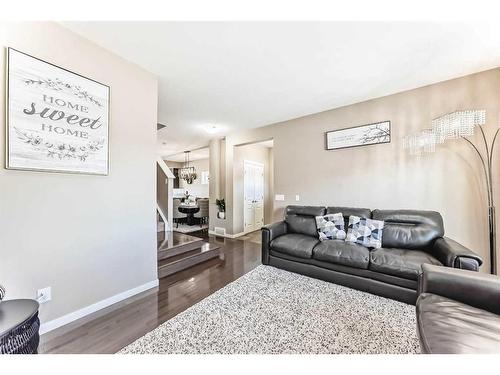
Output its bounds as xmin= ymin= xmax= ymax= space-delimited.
xmin=417 ymin=264 xmax=500 ymax=353
xmin=262 ymin=205 xmax=483 ymax=304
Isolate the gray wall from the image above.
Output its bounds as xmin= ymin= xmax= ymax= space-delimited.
xmin=216 ymin=68 xmax=500 ymax=273
xmin=0 ymin=22 xmax=158 ymax=323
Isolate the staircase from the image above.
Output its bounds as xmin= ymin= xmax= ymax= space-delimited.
xmin=157 ymin=232 xmax=222 ymax=278
xmin=157 ymin=212 xmax=165 ymax=232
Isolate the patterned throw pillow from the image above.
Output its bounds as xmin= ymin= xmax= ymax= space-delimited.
xmin=346 ymin=215 xmax=384 ymax=248
xmin=315 ymin=213 xmax=346 ymax=241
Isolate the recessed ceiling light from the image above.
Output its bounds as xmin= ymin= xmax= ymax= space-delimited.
xmin=206 ymin=125 xmax=218 ymax=134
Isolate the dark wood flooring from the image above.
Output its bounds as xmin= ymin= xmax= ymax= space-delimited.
xmin=39 ymin=231 xmax=262 ymax=354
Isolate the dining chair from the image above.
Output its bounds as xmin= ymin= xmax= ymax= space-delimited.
xmin=173 ymin=198 xmax=187 ymax=228
xmin=194 ymin=198 xmax=209 ymax=227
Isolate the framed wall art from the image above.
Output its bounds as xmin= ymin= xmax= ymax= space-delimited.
xmin=325 ymin=120 xmax=391 ymax=151
xmin=6 ymin=48 xmax=110 ymax=175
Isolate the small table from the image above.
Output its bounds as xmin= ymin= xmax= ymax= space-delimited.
xmin=178 ymin=205 xmax=200 ymax=226
xmin=0 ymin=299 xmax=40 ymax=354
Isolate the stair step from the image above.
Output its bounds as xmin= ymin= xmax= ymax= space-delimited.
xmin=158 ymin=243 xmax=222 ymax=278
xmin=157 ymin=239 xmax=206 ymax=261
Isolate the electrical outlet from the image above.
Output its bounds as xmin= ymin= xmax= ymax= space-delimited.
xmin=275 ymin=194 xmax=285 ymax=201
xmin=37 ymin=287 xmax=51 ymax=304
xmin=295 ymin=195 xmax=300 ymax=201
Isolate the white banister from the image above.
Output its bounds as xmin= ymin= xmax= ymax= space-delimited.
xmin=157 ymin=157 xmax=174 ymax=232
xmin=157 ymin=156 xmax=175 ymax=179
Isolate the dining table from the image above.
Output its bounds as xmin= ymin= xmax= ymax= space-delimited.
xmin=178 ymin=204 xmax=200 ymax=226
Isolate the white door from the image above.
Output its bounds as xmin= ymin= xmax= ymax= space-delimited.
xmin=244 ymin=161 xmax=264 ymax=232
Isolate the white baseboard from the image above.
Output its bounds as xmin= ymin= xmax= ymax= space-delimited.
xmin=232 ymin=231 xmax=247 ymax=238
xmin=208 ymin=230 xmax=246 ymax=239
xmin=39 ymin=279 xmax=159 ymax=335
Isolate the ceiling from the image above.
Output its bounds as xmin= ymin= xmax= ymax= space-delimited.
xmin=62 ymin=22 xmax=500 ymax=157
xmin=165 ymin=147 xmax=209 ymax=163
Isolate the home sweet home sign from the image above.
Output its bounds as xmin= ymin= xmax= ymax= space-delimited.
xmin=6 ymin=48 xmax=110 ymax=175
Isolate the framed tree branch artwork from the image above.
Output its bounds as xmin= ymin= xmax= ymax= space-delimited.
xmin=325 ymin=121 xmax=391 ymax=151
xmin=6 ymin=48 xmax=110 ymax=175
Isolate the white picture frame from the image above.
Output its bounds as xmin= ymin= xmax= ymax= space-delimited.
xmin=325 ymin=121 xmax=391 ymax=151
xmin=6 ymin=48 xmax=110 ymax=175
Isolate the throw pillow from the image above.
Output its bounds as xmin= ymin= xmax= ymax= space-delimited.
xmin=346 ymin=215 xmax=384 ymax=248
xmin=315 ymin=213 xmax=346 ymax=241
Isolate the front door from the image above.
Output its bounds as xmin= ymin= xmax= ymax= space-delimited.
xmin=244 ymin=161 xmax=264 ymax=233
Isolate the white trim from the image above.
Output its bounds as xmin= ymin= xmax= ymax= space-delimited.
xmin=208 ymin=230 xmax=246 ymax=239
xmin=39 ymin=279 xmax=159 ymax=335
xmin=243 ymin=227 xmax=263 ymax=235
xmin=243 ymin=159 xmax=264 ymax=168
xmin=243 ymin=160 xmax=265 ymax=233
xmin=156 ymin=157 xmax=175 ymax=179
xmin=156 ymin=202 xmax=168 ymax=228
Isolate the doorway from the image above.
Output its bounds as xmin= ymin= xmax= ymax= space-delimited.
xmin=244 ymin=160 xmax=265 ymax=233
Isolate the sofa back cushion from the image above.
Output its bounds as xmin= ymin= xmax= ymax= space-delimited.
xmin=372 ymin=209 xmax=444 ymax=250
xmin=326 ymin=206 xmax=371 ymax=230
xmin=285 ymin=205 xmax=326 ymax=237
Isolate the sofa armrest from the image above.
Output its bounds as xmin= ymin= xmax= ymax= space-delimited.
xmin=261 ymin=221 xmax=287 ymax=265
xmin=418 ymin=264 xmax=500 ymax=315
xmin=432 ymin=237 xmax=483 ymax=271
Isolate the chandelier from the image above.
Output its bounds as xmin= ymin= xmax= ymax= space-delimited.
xmin=403 ymin=110 xmax=500 ymax=275
xmin=179 ymin=151 xmax=197 ymax=184
xmin=402 ymin=110 xmax=486 ymax=156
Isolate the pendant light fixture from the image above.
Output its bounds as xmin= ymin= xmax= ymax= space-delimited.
xmin=179 ymin=151 xmax=197 ymax=184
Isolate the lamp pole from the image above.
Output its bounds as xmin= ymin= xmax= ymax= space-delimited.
xmin=405 ymin=111 xmax=498 ymax=274
xmin=462 ymin=125 xmax=499 ymax=274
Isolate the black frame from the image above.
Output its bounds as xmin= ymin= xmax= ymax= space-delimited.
xmin=325 ymin=120 xmax=391 ymax=151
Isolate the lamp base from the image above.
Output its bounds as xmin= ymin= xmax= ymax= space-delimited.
xmin=489 ymin=206 xmax=497 ymax=275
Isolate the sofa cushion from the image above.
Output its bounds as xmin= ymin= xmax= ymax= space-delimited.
xmin=313 ymin=240 xmax=370 ymax=269
xmin=372 ymin=209 xmax=444 ymax=250
xmin=270 ymin=249 xmax=418 ymax=290
xmin=369 ymin=247 xmax=442 ymax=280
xmin=417 ymin=293 xmax=500 ymax=353
xmin=285 ymin=205 xmax=326 ymax=237
xmin=270 ymin=233 xmax=319 ymax=259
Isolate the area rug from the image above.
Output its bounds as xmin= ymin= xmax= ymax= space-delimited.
xmin=120 ymin=265 xmax=420 ymax=354
xmin=172 ymin=223 xmax=208 ymax=234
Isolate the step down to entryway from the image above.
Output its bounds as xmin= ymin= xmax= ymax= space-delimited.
xmin=158 ymin=242 xmax=222 ymax=279
xmin=158 ymin=237 xmax=206 ymax=261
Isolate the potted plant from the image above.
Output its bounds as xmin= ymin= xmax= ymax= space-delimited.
xmin=216 ymin=198 xmax=225 ymax=219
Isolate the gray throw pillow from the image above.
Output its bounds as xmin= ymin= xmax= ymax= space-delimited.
xmin=315 ymin=213 xmax=346 ymax=241
xmin=346 ymin=215 xmax=384 ymax=248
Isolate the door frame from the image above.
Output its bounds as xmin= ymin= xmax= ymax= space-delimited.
xmin=243 ymin=160 xmax=265 ymax=234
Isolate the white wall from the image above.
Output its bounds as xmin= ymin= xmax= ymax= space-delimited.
xmin=0 ymin=22 xmax=158 ymax=324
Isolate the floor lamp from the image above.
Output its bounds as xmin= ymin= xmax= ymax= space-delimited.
xmin=403 ymin=110 xmax=498 ymax=274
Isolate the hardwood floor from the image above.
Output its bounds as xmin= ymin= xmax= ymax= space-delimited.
xmin=39 ymin=230 xmax=262 ymax=354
